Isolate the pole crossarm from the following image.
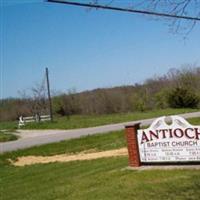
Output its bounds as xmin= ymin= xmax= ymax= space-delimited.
xmin=47 ymin=0 xmax=200 ymax=21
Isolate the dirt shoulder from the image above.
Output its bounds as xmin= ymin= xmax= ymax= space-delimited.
xmin=11 ymin=148 xmax=128 ymax=166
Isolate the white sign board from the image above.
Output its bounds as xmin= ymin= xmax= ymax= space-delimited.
xmin=137 ymin=116 xmax=200 ymax=162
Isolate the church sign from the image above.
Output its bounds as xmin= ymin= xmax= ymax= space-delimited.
xmin=137 ymin=116 xmax=200 ymax=163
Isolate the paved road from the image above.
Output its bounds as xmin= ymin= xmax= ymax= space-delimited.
xmin=1 ymin=112 xmax=200 ymax=153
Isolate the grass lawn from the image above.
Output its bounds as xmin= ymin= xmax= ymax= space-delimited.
xmin=1 ymin=120 xmax=200 ymax=200
xmin=1 ymin=108 xmax=198 ymax=130
xmin=0 ymin=121 xmax=17 ymax=130
xmin=0 ymin=130 xmax=18 ymax=142
xmin=1 ymin=157 xmax=200 ymax=200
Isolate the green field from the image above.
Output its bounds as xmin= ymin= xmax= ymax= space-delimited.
xmin=0 ymin=108 xmax=198 ymax=130
xmin=1 ymin=118 xmax=200 ymax=200
xmin=1 ymin=157 xmax=200 ymax=200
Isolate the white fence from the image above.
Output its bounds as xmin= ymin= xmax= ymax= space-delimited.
xmin=18 ymin=114 xmax=51 ymax=128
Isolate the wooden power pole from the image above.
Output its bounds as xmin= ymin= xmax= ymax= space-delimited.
xmin=46 ymin=67 xmax=53 ymax=122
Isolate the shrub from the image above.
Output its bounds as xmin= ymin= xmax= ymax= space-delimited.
xmin=167 ymin=87 xmax=199 ymax=108
xmin=154 ymin=89 xmax=170 ymax=109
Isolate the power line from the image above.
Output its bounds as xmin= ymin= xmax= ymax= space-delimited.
xmin=47 ymin=0 xmax=200 ymax=21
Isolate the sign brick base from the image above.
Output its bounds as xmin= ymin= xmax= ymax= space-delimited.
xmin=125 ymin=123 xmax=141 ymax=167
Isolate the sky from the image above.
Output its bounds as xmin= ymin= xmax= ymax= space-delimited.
xmin=1 ymin=0 xmax=200 ymax=99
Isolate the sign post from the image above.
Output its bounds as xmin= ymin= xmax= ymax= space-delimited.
xmin=125 ymin=123 xmax=141 ymax=167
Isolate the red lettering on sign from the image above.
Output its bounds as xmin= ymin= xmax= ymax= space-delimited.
xmin=141 ymin=131 xmax=149 ymax=144
xmin=149 ymin=130 xmax=159 ymax=141
xmin=174 ymin=128 xmax=184 ymax=138
xmin=159 ymin=129 xmax=168 ymax=138
xmin=194 ymin=128 xmax=200 ymax=140
xmin=169 ymin=129 xmax=173 ymax=138
xmin=185 ymin=128 xmax=195 ymax=139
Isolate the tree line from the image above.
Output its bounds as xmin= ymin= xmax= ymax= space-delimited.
xmin=0 ymin=66 xmax=200 ymax=122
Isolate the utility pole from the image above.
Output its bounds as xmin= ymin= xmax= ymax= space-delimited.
xmin=46 ymin=67 xmax=53 ymax=122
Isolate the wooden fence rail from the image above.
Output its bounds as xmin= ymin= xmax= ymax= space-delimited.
xmin=18 ymin=114 xmax=51 ymax=128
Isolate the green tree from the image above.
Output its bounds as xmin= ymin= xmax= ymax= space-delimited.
xmin=168 ymin=87 xmax=199 ymax=108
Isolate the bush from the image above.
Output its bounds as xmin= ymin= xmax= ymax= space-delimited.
xmin=154 ymin=89 xmax=169 ymax=109
xmin=168 ymin=87 xmax=199 ymax=108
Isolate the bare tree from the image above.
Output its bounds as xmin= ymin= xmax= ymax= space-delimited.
xmin=18 ymin=78 xmax=49 ymax=117
xmin=131 ymin=0 xmax=199 ymax=36
xmin=31 ymin=80 xmax=48 ymax=115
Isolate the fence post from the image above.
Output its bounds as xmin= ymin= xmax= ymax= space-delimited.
xmin=125 ymin=123 xmax=141 ymax=167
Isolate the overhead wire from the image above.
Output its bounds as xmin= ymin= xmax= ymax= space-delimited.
xmin=47 ymin=0 xmax=200 ymax=21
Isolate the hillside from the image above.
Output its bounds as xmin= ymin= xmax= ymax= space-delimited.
xmin=1 ymin=66 xmax=200 ymax=122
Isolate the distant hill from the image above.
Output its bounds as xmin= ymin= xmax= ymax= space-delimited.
xmin=1 ymin=66 xmax=200 ymax=122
